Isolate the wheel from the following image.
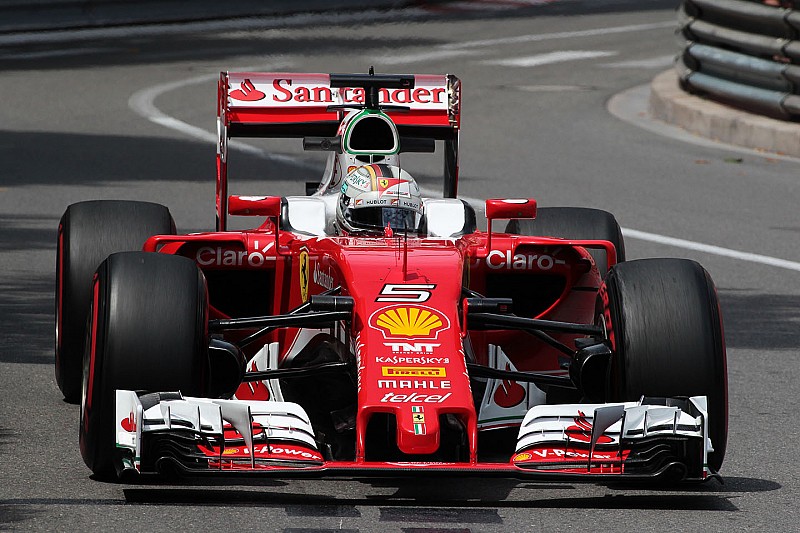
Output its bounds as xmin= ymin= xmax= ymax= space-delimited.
xmin=79 ymin=252 xmax=208 ymax=479
xmin=598 ymin=258 xmax=728 ymax=472
xmin=56 ymin=201 xmax=176 ymax=402
xmin=506 ymin=207 xmax=625 ymax=273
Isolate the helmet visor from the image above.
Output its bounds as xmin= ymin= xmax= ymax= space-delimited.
xmin=345 ymin=206 xmax=418 ymax=233
xmin=382 ymin=207 xmax=417 ymax=231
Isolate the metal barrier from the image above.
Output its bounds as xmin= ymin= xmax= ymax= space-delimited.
xmin=679 ymin=0 xmax=800 ymax=119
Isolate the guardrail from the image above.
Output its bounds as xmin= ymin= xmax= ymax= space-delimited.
xmin=679 ymin=0 xmax=800 ymax=120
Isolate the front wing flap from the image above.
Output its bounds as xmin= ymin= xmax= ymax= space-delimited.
xmin=114 ymin=391 xmax=714 ymax=482
xmin=114 ymin=390 xmax=322 ymax=475
xmin=513 ymin=397 xmax=713 ymax=481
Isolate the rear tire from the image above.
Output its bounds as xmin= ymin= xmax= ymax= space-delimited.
xmin=598 ymin=258 xmax=728 ymax=471
xmin=56 ymin=201 xmax=176 ymax=402
xmin=506 ymin=207 xmax=625 ymax=273
xmin=79 ymin=252 xmax=208 ymax=479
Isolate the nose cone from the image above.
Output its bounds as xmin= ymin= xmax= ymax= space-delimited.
xmin=392 ymin=399 xmax=445 ymax=455
xmin=339 ymin=242 xmax=475 ymax=460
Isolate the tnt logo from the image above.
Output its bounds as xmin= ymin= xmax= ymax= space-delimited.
xmin=384 ymin=342 xmax=440 ymax=353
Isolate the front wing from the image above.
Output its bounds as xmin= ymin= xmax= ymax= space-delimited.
xmin=115 ymin=391 xmax=714 ymax=483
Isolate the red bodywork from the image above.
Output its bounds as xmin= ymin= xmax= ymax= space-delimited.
xmin=137 ymin=71 xmax=622 ymax=475
xmin=143 ymin=222 xmax=616 ymax=470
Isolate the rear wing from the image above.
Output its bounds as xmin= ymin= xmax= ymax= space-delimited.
xmin=216 ymin=71 xmax=462 ymax=230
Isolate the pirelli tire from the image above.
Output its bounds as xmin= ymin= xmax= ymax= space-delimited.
xmin=79 ymin=252 xmax=209 ymax=480
xmin=56 ymin=200 xmax=176 ymax=403
xmin=506 ymin=207 xmax=625 ymax=274
xmin=598 ymin=258 xmax=728 ymax=472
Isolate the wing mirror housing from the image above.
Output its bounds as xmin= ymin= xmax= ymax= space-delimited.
xmin=485 ymin=198 xmax=537 ymax=251
xmin=485 ymin=198 xmax=537 ymax=221
xmin=228 ymin=195 xmax=282 ymax=217
xmin=228 ymin=195 xmax=284 ymax=255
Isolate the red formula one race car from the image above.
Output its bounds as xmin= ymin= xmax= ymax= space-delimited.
xmin=55 ymin=71 xmax=727 ymax=483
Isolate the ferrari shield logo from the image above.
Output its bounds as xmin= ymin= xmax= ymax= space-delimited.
xmin=299 ymin=249 xmax=310 ymax=303
xmin=379 ymin=178 xmax=389 ymax=189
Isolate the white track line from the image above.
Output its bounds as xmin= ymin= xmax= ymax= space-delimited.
xmin=485 ymin=50 xmax=616 ymax=67
xmin=383 ymin=21 xmax=673 ymax=64
xmin=378 ymin=49 xmax=475 ymax=65
xmin=600 ymin=55 xmax=675 ymax=69
xmin=441 ymin=21 xmax=675 ymax=50
xmin=427 ymin=190 xmax=800 ymax=273
xmin=128 ymin=66 xmax=311 ymax=166
xmin=127 ymin=41 xmax=800 ymax=274
xmin=621 ymin=229 xmax=800 ymax=272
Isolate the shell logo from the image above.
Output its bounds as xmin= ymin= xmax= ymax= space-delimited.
xmin=370 ymin=305 xmax=450 ymax=340
xmin=513 ymin=452 xmax=532 ymax=462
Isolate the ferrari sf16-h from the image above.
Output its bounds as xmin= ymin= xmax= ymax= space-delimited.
xmin=55 ymin=70 xmax=727 ymax=483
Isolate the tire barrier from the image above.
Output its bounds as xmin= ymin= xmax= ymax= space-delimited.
xmin=679 ymin=0 xmax=800 ymax=120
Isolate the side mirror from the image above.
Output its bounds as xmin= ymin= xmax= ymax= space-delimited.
xmin=485 ymin=198 xmax=537 ymax=221
xmin=228 ymin=195 xmax=282 ymax=217
xmin=484 ymin=198 xmax=537 ymax=252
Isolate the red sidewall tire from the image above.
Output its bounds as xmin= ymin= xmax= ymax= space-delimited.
xmin=79 ymin=252 xmax=208 ymax=479
xmin=599 ymin=258 xmax=728 ymax=472
xmin=56 ymin=201 xmax=176 ymax=403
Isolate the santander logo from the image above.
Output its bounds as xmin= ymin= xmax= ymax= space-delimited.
xmin=566 ymin=411 xmax=613 ymax=444
xmin=493 ymin=363 xmax=526 ymax=408
xmin=230 ymin=79 xmax=266 ymax=102
xmin=226 ymin=75 xmax=449 ymax=109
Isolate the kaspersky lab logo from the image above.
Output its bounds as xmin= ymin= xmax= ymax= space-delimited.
xmin=369 ymin=305 xmax=450 ymax=340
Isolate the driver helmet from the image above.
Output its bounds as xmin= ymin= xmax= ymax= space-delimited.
xmin=336 ymin=164 xmax=423 ymax=235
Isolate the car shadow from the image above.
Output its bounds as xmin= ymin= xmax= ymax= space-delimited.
xmin=122 ymin=486 xmax=740 ymax=513
xmin=120 ymin=473 xmax=778 ymax=513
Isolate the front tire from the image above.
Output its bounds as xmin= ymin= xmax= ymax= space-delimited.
xmin=56 ymin=201 xmax=176 ymax=402
xmin=599 ymin=258 xmax=728 ymax=472
xmin=79 ymin=252 xmax=208 ymax=479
